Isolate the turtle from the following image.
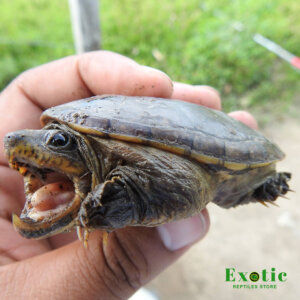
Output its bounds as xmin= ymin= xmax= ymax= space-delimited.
xmin=4 ymin=95 xmax=291 ymax=244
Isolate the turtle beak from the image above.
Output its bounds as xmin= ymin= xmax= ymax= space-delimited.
xmin=12 ymin=194 xmax=82 ymax=239
xmin=4 ymin=130 xmax=48 ymax=169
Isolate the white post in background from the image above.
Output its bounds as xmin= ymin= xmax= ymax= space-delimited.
xmin=68 ymin=0 xmax=101 ymax=53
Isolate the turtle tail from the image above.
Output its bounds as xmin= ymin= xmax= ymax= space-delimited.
xmin=253 ymin=172 xmax=292 ymax=205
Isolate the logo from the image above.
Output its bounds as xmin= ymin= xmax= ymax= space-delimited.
xmin=225 ymin=268 xmax=287 ymax=289
xmin=249 ymin=272 xmax=259 ymax=282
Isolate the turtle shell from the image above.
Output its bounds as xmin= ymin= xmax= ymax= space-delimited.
xmin=41 ymin=95 xmax=284 ymax=171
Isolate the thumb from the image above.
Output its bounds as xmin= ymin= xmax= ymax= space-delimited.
xmin=1 ymin=209 xmax=209 ymax=300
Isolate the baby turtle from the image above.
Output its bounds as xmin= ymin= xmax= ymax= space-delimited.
xmin=4 ymin=95 xmax=291 ymax=243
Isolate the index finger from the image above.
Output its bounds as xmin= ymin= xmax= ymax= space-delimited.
xmin=172 ymin=82 xmax=221 ymax=110
xmin=13 ymin=51 xmax=174 ymax=108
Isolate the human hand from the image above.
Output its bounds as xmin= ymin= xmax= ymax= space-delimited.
xmin=0 ymin=51 xmax=257 ymax=299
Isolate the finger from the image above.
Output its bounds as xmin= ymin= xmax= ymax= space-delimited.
xmin=14 ymin=51 xmax=173 ymax=108
xmin=228 ymin=110 xmax=258 ymax=130
xmin=0 ymin=51 xmax=173 ymax=165
xmin=172 ymin=82 xmax=221 ymax=110
xmin=1 ymin=210 xmax=209 ymax=299
xmin=157 ymin=209 xmax=210 ymax=251
xmin=0 ymin=166 xmax=25 ymax=215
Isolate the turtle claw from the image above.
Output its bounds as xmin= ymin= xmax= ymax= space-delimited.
xmin=77 ymin=226 xmax=90 ymax=248
xmin=102 ymin=231 xmax=109 ymax=247
xmin=267 ymin=201 xmax=279 ymax=207
xmin=258 ymin=200 xmax=269 ymax=207
xmin=76 ymin=226 xmax=83 ymax=242
xmin=83 ymin=230 xmax=89 ymax=248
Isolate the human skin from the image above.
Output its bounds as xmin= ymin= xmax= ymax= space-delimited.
xmin=0 ymin=51 xmax=257 ymax=299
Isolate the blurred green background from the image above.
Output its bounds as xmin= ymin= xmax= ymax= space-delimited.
xmin=0 ymin=0 xmax=299 ymax=119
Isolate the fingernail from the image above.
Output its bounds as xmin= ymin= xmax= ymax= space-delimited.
xmin=157 ymin=212 xmax=208 ymax=251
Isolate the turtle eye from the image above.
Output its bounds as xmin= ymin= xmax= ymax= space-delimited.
xmin=47 ymin=132 xmax=76 ymax=150
xmin=50 ymin=133 xmax=69 ymax=147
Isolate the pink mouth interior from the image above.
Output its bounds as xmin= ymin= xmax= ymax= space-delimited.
xmin=31 ymin=181 xmax=75 ymax=212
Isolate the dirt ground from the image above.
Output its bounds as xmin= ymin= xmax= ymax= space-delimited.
xmin=145 ymin=118 xmax=300 ymax=300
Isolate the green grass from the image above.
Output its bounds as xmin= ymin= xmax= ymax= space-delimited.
xmin=0 ymin=0 xmax=299 ymax=116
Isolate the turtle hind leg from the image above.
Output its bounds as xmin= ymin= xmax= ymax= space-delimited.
xmin=253 ymin=172 xmax=292 ymax=203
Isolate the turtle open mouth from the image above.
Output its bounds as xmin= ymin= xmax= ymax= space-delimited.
xmin=10 ymin=160 xmax=89 ymax=238
xmin=22 ymin=166 xmax=75 ymax=221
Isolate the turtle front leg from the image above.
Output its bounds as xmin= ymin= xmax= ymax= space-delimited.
xmin=78 ymin=173 xmax=139 ymax=231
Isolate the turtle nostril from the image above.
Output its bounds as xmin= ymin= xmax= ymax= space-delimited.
xmin=4 ymin=133 xmax=20 ymax=148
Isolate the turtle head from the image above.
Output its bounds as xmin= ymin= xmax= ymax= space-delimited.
xmin=4 ymin=128 xmax=91 ymax=239
xmin=5 ymin=129 xmax=86 ymax=175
